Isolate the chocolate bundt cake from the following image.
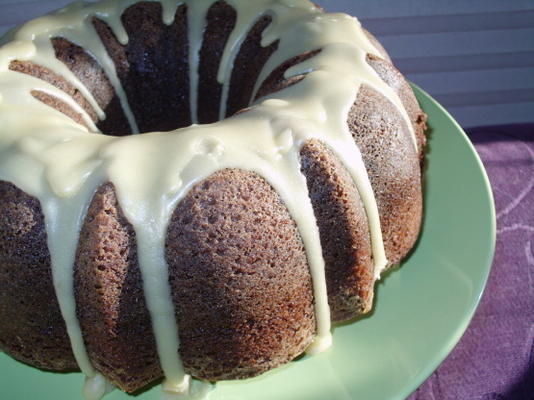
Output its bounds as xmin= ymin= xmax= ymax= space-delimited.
xmin=0 ymin=0 xmax=427 ymax=398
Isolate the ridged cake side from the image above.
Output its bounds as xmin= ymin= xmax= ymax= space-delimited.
xmin=0 ymin=181 xmax=77 ymax=371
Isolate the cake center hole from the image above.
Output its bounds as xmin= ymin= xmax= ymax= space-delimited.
xmin=9 ymin=2 xmax=318 ymax=137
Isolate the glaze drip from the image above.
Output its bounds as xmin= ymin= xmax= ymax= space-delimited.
xmin=0 ymin=0 xmax=418 ymax=398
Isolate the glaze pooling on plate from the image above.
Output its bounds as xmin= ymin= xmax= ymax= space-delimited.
xmin=0 ymin=0 xmax=418 ymax=398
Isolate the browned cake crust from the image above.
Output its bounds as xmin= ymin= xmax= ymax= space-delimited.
xmin=93 ymin=2 xmax=191 ymax=133
xmin=166 ymin=169 xmax=315 ymax=381
xmin=225 ymin=15 xmax=278 ymax=117
xmin=74 ymin=183 xmax=162 ymax=392
xmin=75 ymin=172 xmax=317 ymax=390
xmin=348 ymin=84 xmax=422 ymax=267
xmin=197 ymin=1 xmax=237 ymax=124
xmin=0 ymin=0 xmax=428 ymax=394
xmin=9 ymin=60 xmax=95 ymax=130
xmin=254 ymin=50 xmax=322 ymax=102
xmin=52 ymin=37 xmax=132 ymax=136
xmin=365 ymin=54 xmax=427 ymax=160
xmin=363 ymin=28 xmax=392 ymax=63
xmin=300 ymin=140 xmax=374 ymax=321
xmin=0 ymin=181 xmax=76 ymax=371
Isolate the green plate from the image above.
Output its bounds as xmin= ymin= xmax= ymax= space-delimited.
xmin=0 ymin=86 xmax=496 ymax=400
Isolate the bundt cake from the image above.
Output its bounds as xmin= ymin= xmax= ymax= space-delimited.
xmin=0 ymin=0 xmax=427 ymax=398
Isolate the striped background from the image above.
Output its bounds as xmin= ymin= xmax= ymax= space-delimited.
xmin=0 ymin=0 xmax=533 ymax=128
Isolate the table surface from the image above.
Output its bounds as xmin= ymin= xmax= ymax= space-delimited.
xmin=408 ymin=124 xmax=534 ymax=400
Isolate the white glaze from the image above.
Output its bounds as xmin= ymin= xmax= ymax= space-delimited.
xmin=0 ymin=0 xmax=419 ymax=398
xmin=84 ymin=373 xmax=116 ymax=400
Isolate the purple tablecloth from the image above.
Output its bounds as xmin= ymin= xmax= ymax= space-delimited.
xmin=409 ymin=124 xmax=534 ymax=400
